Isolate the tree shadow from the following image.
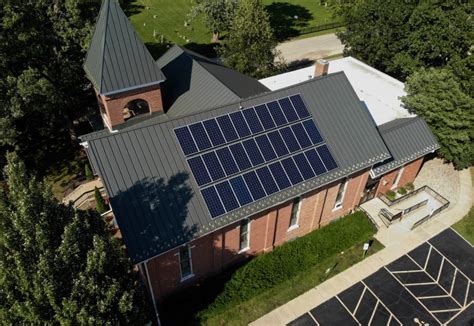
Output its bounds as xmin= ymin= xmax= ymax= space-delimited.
xmin=120 ymin=0 xmax=144 ymax=16
xmin=265 ymin=2 xmax=313 ymax=41
xmin=184 ymin=42 xmax=218 ymax=59
xmin=112 ymin=173 xmax=197 ymax=265
xmin=145 ymin=41 xmax=173 ymax=60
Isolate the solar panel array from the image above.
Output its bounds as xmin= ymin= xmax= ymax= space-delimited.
xmin=174 ymin=94 xmax=338 ymax=218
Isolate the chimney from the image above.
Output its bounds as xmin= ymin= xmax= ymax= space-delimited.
xmin=314 ymin=59 xmax=329 ymax=77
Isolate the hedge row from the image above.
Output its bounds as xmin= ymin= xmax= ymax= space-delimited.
xmin=198 ymin=211 xmax=375 ymax=322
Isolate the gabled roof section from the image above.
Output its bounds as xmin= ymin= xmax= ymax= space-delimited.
xmin=157 ymin=45 xmax=269 ymax=117
xmin=84 ymin=0 xmax=165 ymax=96
xmin=371 ymin=117 xmax=439 ymax=177
xmin=82 ymin=72 xmax=390 ymax=263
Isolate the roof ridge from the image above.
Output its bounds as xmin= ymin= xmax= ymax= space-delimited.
xmin=82 ymin=72 xmax=348 ymax=142
xmin=99 ymin=0 xmax=111 ymax=93
xmin=378 ymin=117 xmax=420 ymax=134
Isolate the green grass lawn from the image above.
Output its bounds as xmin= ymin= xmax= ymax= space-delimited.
xmin=125 ymin=0 xmax=338 ymax=51
xmin=202 ymin=239 xmax=384 ymax=326
xmin=452 ymin=207 xmax=474 ymax=245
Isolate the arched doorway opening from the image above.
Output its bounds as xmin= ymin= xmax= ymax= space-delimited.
xmin=123 ymin=99 xmax=150 ymax=121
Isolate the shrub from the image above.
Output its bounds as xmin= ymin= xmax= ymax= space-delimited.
xmin=385 ymin=190 xmax=396 ymax=201
xmin=405 ymin=182 xmax=415 ymax=191
xmin=198 ymin=212 xmax=375 ymax=322
xmin=95 ymin=187 xmax=108 ymax=214
xmin=85 ymin=163 xmax=93 ymax=180
xmin=397 ymin=187 xmax=407 ymax=195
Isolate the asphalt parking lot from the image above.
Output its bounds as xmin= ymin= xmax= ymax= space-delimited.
xmin=288 ymin=228 xmax=474 ymax=325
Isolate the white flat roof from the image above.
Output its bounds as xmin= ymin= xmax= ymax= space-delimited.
xmin=259 ymin=57 xmax=414 ymax=126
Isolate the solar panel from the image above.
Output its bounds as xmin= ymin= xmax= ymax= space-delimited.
xmin=243 ymin=171 xmax=266 ymax=200
xmin=203 ymin=119 xmax=226 ymax=146
xmin=201 ymin=186 xmax=225 ymax=218
xmin=242 ymin=108 xmax=264 ymax=133
xmin=291 ymin=123 xmax=312 ymax=148
xmin=188 ymin=156 xmax=211 ymax=186
xmin=229 ymin=176 xmax=253 ymax=206
xmin=266 ymin=101 xmax=287 ymax=126
xmin=303 ymin=120 xmax=323 ymax=144
xmin=267 ymin=131 xmax=289 ymax=157
xmin=281 ymin=157 xmax=303 ymax=185
xmin=188 ymin=122 xmax=212 ymax=151
xmin=202 ymin=152 xmax=225 ymax=181
xmin=317 ymin=144 xmax=338 ymax=171
xmin=215 ymin=181 xmax=240 ymax=211
xmin=229 ymin=143 xmax=252 ymax=171
xmin=175 ymin=94 xmax=339 ymax=218
xmin=255 ymin=134 xmax=277 ymax=161
xmin=254 ymin=104 xmax=276 ymax=130
xmin=256 ymin=166 xmax=279 ymax=195
xmin=304 ymin=149 xmax=327 ymax=175
xmin=217 ymin=115 xmax=239 ymax=142
xmin=175 ymin=126 xmax=198 ymax=156
xmin=216 ymin=147 xmax=239 ymax=175
xmin=269 ymin=162 xmax=291 ymax=190
xmin=278 ymin=98 xmax=299 ymax=122
xmin=230 ymin=111 xmax=251 ymax=138
xmin=290 ymin=94 xmax=310 ymax=118
xmin=279 ymin=126 xmax=300 ymax=152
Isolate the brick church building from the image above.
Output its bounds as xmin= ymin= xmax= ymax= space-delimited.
xmin=80 ymin=0 xmax=439 ymax=310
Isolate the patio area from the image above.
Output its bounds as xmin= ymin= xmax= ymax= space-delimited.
xmin=360 ymin=185 xmax=449 ymax=230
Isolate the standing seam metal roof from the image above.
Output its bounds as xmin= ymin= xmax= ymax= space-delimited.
xmin=372 ymin=117 xmax=439 ymax=177
xmin=83 ymin=72 xmax=391 ymax=263
xmin=84 ymin=0 xmax=165 ymax=95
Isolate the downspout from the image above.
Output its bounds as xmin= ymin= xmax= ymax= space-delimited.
xmin=143 ymin=261 xmax=161 ymax=326
xmin=317 ymin=189 xmax=329 ymax=228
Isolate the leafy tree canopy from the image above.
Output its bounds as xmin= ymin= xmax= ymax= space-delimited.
xmin=0 ymin=0 xmax=100 ymax=175
xmin=401 ymin=68 xmax=474 ymax=169
xmin=190 ymin=0 xmax=238 ymax=42
xmin=0 ymin=152 xmax=150 ymax=324
xmin=334 ymin=0 xmax=472 ymax=80
xmin=218 ymin=0 xmax=284 ymax=78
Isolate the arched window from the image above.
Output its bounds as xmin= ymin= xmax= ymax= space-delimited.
xmin=123 ymin=99 xmax=150 ymax=121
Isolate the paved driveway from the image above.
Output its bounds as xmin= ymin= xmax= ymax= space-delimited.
xmin=276 ymin=34 xmax=344 ymax=63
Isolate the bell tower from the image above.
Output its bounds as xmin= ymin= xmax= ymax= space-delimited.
xmin=84 ymin=0 xmax=166 ymax=130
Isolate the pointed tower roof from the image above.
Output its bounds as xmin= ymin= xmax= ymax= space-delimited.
xmin=84 ymin=0 xmax=165 ymax=96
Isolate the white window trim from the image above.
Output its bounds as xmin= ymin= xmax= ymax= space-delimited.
xmin=238 ymin=220 xmax=251 ymax=253
xmin=391 ymin=166 xmax=405 ymax=189
xmin=177 ymin=245 xmax=194 ymax=282
xmin=333 ymin=179 xmax=348 ymax=211
xmin=288 ymin=197 xmax=302 ymax=232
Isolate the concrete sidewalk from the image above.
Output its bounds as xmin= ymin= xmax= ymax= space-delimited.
xmin=251 ymin=167 xmax=472 ymax=326
xmin=276 ymin=33 xmax=344 ymax=63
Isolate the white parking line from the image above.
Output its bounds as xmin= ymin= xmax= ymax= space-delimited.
xmin=352 ymin=286 xmax=366 ymax=316
xmin=308 ymin=312 xmax=320 ymax=326
xmin=361 ymin=281 xmax=402 ymax=326
xmin=427 ymin=242 xmax=473 ymax=282
xmin=464 ymin=282 xmax=471 ymax=306
xmin=368 ymin=300 xmax=378 ymax=326
xmin=418 ymin=294 xmax=450 ymax=299
xmin=335 ymin=296 xmax=361 ymax=325
xmin=424 ymin=245 xmax=432 ymax=270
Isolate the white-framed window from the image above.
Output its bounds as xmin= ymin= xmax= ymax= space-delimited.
xmin=333 ymin=178 xmax=348 ymax=210
xmin=239 ymin=219 xmax=250 ymax=252
xmin=391 ymin=166 xmax=405 ymax=189
xmin=288 ymin=197 xmax=302 ymax=231
xmin=178 ymin=245 xmax=193 ymax=281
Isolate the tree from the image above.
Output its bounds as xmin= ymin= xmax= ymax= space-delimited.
xmin=0 ymin=0 xmax=101 ymax=175
xmin=85 ymin=163 xmax=93 ymax=180
xmin=401 ymin=69 xmax=474 ymax=169
xmin=0 ymin=152 xmax=149 ymax=324
xmin=94 ymin=187 xmax=108 ymax=214
xmin=191 ymin=0 xmax=237 ymax=42
xmin=334 ymin=1 xmax=472 ymax=80
xmin=218 ymin=0 xmax=284 ymax=78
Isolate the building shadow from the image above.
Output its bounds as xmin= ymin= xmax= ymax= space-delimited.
xmin=265 ymin=2 xmax=312 ymax=41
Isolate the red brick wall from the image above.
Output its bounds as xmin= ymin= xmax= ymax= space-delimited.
xmin=376 ymin=157 xmax=424 ymax=196
xmin=97 ymin=84 xmax=163 ymax=129
xmin=143 ymin=168 xmax=371 ymax=300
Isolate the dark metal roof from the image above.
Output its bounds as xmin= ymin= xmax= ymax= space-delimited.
xmin=82 ymin=72 xmax=391 ymax=263
xmin=157 ymin=45 xmax=269 ymax=117
xmin=84 ymin=0 xmax=165 ymax=95
xmin=372 ymin=118 xmax=439 ymax=177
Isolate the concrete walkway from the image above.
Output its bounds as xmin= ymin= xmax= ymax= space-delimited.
xmin=251 ymin=164 xmax=472 ymax=326
xmin=276 ymin=33 xmax=344 ymax=63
